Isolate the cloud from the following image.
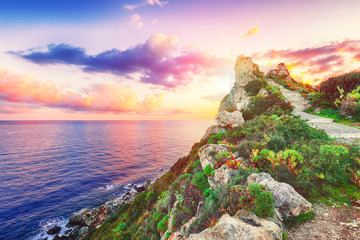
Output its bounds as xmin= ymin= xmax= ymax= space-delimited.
xmin=252 ymin=39 xmax=360 ymax=83
xmin=124 ymin=0 xmax=168 ymax=10
xmin=243 ymin=27 xmax=259 ymax=38
xmin=202 ymin=91 xmax=227 ymax=102
xmin=0 ymin=68 xmax=165 ymax=114
xmin=16 ymin=34 xmax=231 ymax=88
xmin=129 ymin=13 xmax=143 ymax=28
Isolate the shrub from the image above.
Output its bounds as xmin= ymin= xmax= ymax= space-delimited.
xmin=244 ymin=79 xmax=265 ymax=96
xmin=203 ymin=164 xmax=215 ymax=177
xmin=239 ymin=183 xmax=275 ymax=218
xmin=267 ymin=134 xmax=286 ymax=152
xmin=208 ymin=131 xmax=228 ymax=144
xmin=164 ymin=231 xmax=172 ymax=239
xmin=157 ymin=215 xmax=169 ymax=232
xmin=192 ymin=172 xmax=210 ymax=193
xmin=241 ymin=93 xmax=293 ymax=121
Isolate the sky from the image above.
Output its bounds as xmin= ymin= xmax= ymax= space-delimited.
xmin=0 ymin=0 xmax=360 ymax=120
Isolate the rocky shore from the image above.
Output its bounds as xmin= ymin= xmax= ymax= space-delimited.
xmin=44 ymin=179 xmax=153 ymax=240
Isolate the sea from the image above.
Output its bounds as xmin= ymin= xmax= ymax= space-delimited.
xmin=0 ymin=120 xmax=212 ymax=240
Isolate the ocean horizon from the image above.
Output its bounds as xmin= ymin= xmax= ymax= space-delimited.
xmin=0 ymin=120 xmax=212 ymax=240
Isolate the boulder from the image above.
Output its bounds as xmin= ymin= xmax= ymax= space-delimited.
xmin=215 ymin=111 xmax=245 ymax=128
xmin=266 ymin=63 xmax=292 ymax=82
xmin=105 ymin=198 xmax=123 ymax=216
xmin=68 ymin=226 xmax=89 ymax=240
xmin=83 ymin=205 xmax=108 ymax=228
xmin=67 ymin=208 xmax=91 ymax=227
xmin=198 ymin=144 xmax=231 ymax=169
xmin=208 ymin=165 xmax=238 ymax=189
xmin=47 ymin=225 xmax=61 ymax=235
xmin=247 ymin=172 xmax=312 ymax=218
xmin=188 ymin=210 xmax=282 ymax=240
xmin=201 ymin=125 xmax=227 ymax=141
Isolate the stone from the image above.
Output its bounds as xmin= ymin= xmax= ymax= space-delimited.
xmin=47 ymin=225 xmax=61 ymax=235
xmin=188 ymin=210 xmax=282 ymax=240
xmin=266 ymin=63 xmax=293 ymax=82
xmin=198 ymin=144 xmax=231 ymax=169
xmin=83 ymin=205 xmax=108 ymax=228
xmin=143 ymin=179 xmax=152 ymax=189
xmin=218 ymin=56 xmax=261 ymax=113
xmin=68 ymin=226 xmax=89 ymax=240
xmin=208 ymin=165 xmax=238 ymax=189
xmin=201 ymin=125 xmax=227 ymax=141
xmin=247 ymin=172 xmax=312 ymax=218
xmin=105 ymin=198 xmax=123 ymax=216
xmin=53 ymin=235 xmax=68 ymax=240
xmin=215 ymin=111 xmax=245 ymax=128
xmin=67 ymin=208 xmax=91 ymax=227
xmin=134 ymin=184 xmax=146 ymax=193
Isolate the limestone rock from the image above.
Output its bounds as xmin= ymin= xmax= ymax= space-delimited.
xmin=266 ymin=63 xmax=292 ymax=82
xmin=208 ymin=165 xmax=238 ymax=189
xmin=218 ymin=56 xmax=261 ymax=113
xmin=198 ymin=144 xmax=230 ymax=169
xmin=83 ymin=205 xmax=108 ymax=228
xmin=201 ymin=125 xmax=227 ymax=141
xmin=188 ymin=210 xmax=282 ymax=240
xmin=247 ymin=172 xmax=312 ymax=218
xmin=67 ymin=208 xmax=91 ymax=227
xmin=215 ymin=111 xmax=245 ymax=128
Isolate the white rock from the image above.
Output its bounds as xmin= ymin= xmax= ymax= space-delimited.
xmin=188 ymin=210 xmax=282 ymax=240
xmin=215 ymin=111 xmax=245 ymax=128
xmin=247 ymin=172 xmax=312 ymax=218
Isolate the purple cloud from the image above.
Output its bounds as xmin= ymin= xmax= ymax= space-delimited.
xmin=15 ymin=34 xmax=230 ymax=88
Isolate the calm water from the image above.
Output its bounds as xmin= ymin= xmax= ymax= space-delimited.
xmin=0 ymin=120 xmax=211 ymax=240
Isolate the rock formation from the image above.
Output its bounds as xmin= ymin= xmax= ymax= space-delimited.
xmin=203 ymin=56 xmax=263 ymax=139
xmin=188 ymin=210 xmax=283 ymax=240
xmin=247 ymin=172 xmax=312 ymax=218
xmin=266 ymin=63 xmax=293 ymax=82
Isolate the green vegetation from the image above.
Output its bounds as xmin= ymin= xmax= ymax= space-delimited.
xmin=82 ymin=73 xmax=360 ymax=240
xmin=239 ymin=183 xmax=275 ymax=218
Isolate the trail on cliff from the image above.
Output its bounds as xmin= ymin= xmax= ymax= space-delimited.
xmin=270 ymin=80 xmax=360 ymax=142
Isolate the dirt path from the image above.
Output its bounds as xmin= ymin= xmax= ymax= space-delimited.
xmin=286 ymin=203 xmax=360 ymax=240
xmin=270 ymin=81 xmax=360 ymax=141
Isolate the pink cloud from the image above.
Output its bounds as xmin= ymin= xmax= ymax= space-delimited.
xmin=0 ymin=68 xmax=165 ymax=114
xmin=253 ymin=39 xmax=360 ymax=83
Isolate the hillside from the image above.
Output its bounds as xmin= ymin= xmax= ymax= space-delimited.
xmin=50 ymin=57 xmax=360 ymax=240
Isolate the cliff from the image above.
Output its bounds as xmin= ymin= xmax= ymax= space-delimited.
xmin=51 ymin=57 xmax=360 ymax=240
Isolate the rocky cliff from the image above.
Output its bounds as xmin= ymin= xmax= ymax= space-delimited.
xmin=51 ymin=56 xmax=360 ymax=240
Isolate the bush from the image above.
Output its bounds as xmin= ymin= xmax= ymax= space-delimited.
xmin=208 ymin=131 xmax=228 ymax=144
xmin=157 ymin=215 xmax=169 ymax=232
xmin=267 ymin=134 xmax=287 ymax=152
xmin=192 ymin=172 xmax=210 ymax=193
xmin=244 ymin=79 xmax=265 ymax=96
xmin=203 ymin=164 xmax=215 ymax=177
xmin=239 ymin=183 xmax=275 ymax=218
xmin=241 ymin=93 xmax=293 ymax=121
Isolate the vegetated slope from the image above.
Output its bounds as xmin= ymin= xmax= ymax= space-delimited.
xmin=319 ymin=72 xmax=360 ymax=103
xmin=83 ymin=57 xmax=360 ymax=240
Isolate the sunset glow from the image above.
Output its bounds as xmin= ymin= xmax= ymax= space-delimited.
xmin=1 ymin=0 xmax=360 ymax=120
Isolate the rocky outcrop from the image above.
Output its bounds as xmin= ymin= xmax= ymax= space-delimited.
xmin=188 ymin=210 xmax=283 ymax=240
xmin=202 ymin=56 xmax=263 ymax=140
xmin=266 ymin=63 xmax=293 ymax=82
xmin=215 ymin=111 xmax=245 ymax=128
xmin=247 ymin=172 xmax=312 ymax=218
xmin=198 ymin=144 xmax=230 ymax=169
xmin=201 ymin=125 xmax=227 ymax=141
xmin=208 ymin=165 xmax=238 ymax=189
